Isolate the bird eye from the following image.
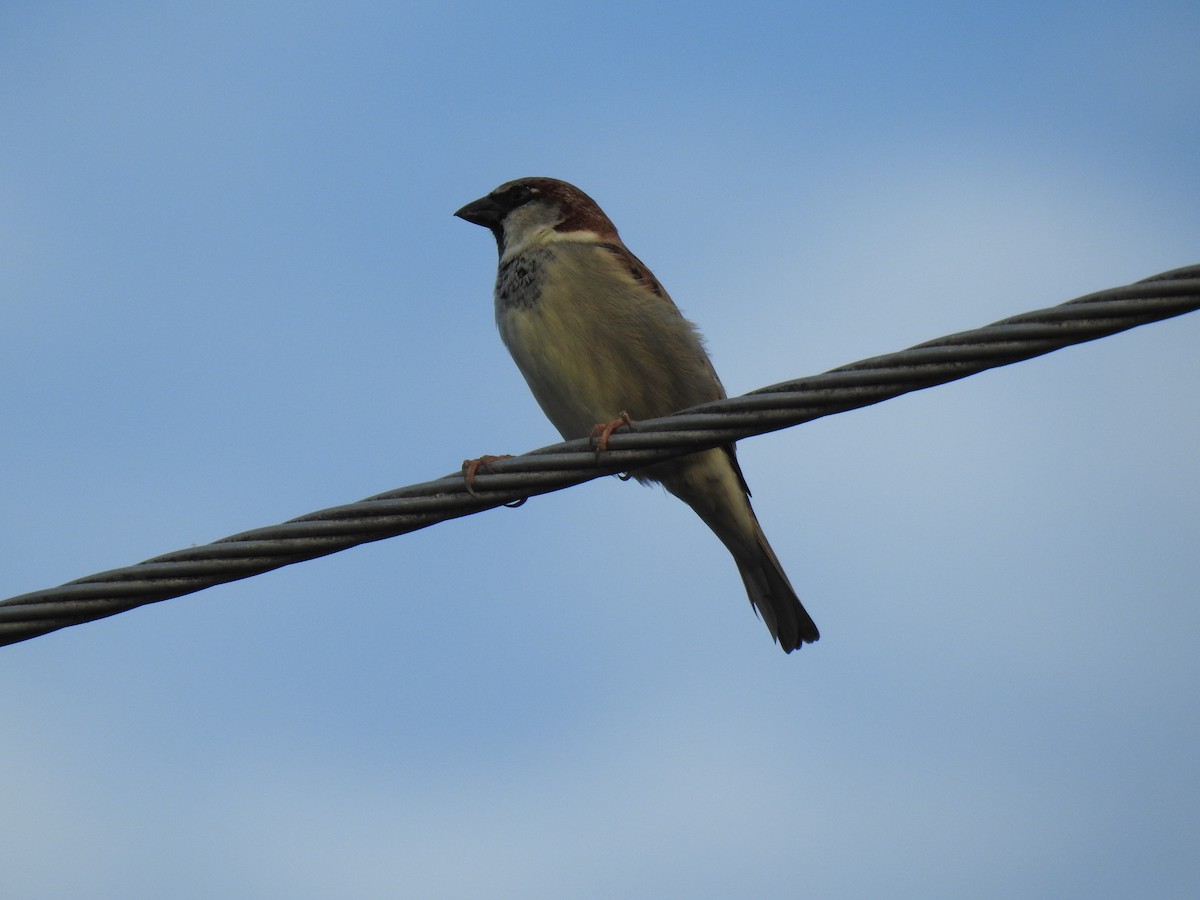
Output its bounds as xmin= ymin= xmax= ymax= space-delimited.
xmin=499 ymin=184 xmax=535 ymax=207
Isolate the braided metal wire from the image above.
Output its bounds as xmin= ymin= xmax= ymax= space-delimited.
xmin=2 ymin=264 xmax=1198 ymax=647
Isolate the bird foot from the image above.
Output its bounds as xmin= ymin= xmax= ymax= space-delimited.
xmin=589 ymin=411 xmax=634 ymax=461
xmin=462 ymin=454 xmax=514 ymax=498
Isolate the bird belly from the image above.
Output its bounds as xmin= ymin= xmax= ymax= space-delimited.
xmin=494 ymin=243 xmax=724 ymax=443
xmin=497 ymin=294 xmax=633 ymax=440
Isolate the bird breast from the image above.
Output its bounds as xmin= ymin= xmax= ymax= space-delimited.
xmin=494 ymin=241 xmax=725 ymax=441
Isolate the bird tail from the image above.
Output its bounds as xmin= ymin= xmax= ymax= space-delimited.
xmin=734 ymin=523 xmax=820 ymax=653
xmin=655 ymin=448 xmax=820 ymax=652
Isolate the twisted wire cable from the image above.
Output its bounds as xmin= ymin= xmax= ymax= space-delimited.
xmin=2 ymin=264 xmax=1198 ymax=647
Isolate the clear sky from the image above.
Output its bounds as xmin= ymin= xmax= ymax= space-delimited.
xmin=2 ymin=2 xmax=1199 ymax=897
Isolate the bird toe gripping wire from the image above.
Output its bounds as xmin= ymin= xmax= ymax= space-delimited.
xmin=1 ymin=264 xmax=1197 ymax=647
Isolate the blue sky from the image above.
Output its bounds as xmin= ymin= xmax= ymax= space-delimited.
xmin=2 ymin=2 xmax=1199 ymax=897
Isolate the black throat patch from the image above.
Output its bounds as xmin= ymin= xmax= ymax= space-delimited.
xmin=496 ymin=250 xmax=550 ymax=311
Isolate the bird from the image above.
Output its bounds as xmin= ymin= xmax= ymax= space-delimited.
xmin=454 ymin=177 xmax=819 ymax=651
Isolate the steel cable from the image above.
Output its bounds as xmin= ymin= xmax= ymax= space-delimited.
xmin=2 ymin=264 xmax=1198 ymax=647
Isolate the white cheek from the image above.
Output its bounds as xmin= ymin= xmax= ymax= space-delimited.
xmin=500 ymin=206 xmax=604 ymax=261
xmin=499 ymin=205 xmax=558 ymax=259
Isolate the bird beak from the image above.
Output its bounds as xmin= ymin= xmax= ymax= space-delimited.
xmin=454 ymin=194 xmax=503 ymax=229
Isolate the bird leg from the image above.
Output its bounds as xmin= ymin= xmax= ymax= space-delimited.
xmin=589 ymin=411 xmax=634 ymax=461
xmin=461 ymin=454 xmax=514 ymax=498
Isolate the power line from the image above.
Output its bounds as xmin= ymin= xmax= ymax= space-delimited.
xmin=2 ymin=264 xmax=1198 ymax=647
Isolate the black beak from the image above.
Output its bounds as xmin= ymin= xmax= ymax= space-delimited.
xmin=454 ymin=194 xmax=503 ymax=229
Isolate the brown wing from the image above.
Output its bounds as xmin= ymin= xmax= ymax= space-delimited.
xmin=598 ymin=241 xmax=751 ymax=498
xmin=599 ymin=242 xmax=670 ymax=303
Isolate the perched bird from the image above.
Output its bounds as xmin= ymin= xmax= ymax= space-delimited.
xmin=455 ymin=178 xmax=819 ymax=651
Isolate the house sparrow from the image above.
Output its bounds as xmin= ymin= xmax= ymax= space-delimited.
xmin=455 ymin=178 xmax=819 ymax=652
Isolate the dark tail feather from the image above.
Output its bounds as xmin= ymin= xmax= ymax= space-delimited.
xmin=735 ymin=527 xmax=820 ymax=653
xmin=657 ymin=448 xmax=819 ymax=652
